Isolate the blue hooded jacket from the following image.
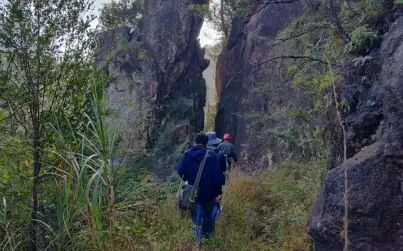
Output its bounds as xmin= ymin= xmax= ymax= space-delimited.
xmin=177 ymin=145 xmax=225 ymax=204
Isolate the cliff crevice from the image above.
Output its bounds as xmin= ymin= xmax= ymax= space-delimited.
xmin=98 ymin=0 xmax=208 ymax=160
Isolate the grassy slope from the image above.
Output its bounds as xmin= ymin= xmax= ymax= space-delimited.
xmin=98 ymin=160 xmax=326 ymax=250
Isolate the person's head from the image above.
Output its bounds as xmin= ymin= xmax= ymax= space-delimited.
xmin=223 ymin=133 xmax=232 ymax=142
xmin=206 ymin=132 xmax=222 ymax=147
xmin=194 ymin=132 xmax=209 ymax=146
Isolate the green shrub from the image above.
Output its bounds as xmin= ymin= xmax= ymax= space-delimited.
xmin=99 ymin=0 xmax=143 ymax=30
xmin=137 ymin=49 xmax=148 ymax=61
xmin=346 ymin=26 xmax=379 ymax=55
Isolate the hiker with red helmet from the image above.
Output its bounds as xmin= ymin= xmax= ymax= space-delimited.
xmin=218 ymin=133 xmax=238 ymax=170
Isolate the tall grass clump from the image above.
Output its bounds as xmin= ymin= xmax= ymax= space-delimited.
xmin=0 ymin=198 xmax=24 ymax=250
xmin=50 ymin=80 xmax=121 ymax=249
xmin=208 ymin=160 xmax=326 ymax=251
xmin=49 ymin=80 xmax=194 ymax=250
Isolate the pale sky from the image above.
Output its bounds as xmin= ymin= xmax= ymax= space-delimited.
xmin=199 ymin=16 xmax=221 ymax=47
xmin=198 ymin=0 xmax=221 ymax=47
xmin=94 ymin=0 xmax=109 ymax=11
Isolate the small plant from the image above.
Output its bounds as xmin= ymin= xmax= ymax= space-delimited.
xmin=99 ymin=0 xmax=144 ymax=30
xmin=137 ymin=49 xmax=148 ymax=61
xmin=0 ymin=198 xmax=23 ymax=250
xmin=188 ymin=4 xmax=210 ymax=17
xmin=346 ymin=26 xmax=379 ymax=55
xmin=130 ymin=72 xmax=142 ymax=88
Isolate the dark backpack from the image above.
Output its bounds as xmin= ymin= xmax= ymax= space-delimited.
xmin=176 ymin=150 xmax=209 ymax=211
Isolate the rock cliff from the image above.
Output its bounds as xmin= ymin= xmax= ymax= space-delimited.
xmin=98 ymin=0 xmax=208 ymax=158
xmin=215 ymin=1 xmax=403 ymax=249
xmin=308 ymin=16 xmax=403 ymax=250
xmin=215 ymin=1 xmax=304 ymax=169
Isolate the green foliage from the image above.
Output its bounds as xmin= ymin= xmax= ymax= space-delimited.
xmin=47 ymin=158 xmax=326 ymax=250
xmin=153 ymin=128 xmax=176 ymax=159
xmin=204 ymin=160 xmax=326 ymax=250
xmin=0 ymin=198 xmax=24 ymax=250
xmin=396 ymin=0 xmax=403 ymax=4
xmin=0 ymin=137 xmax=31 ymax=249
xmin=99 ymin=0 xmax=143 ymax=30
xmin=165 ymin=97 xmax=194 ymax=121
xmin=0 ymin=0 xmax=396 ymax=250
xmin=256 ymin=0 xmax=391 ymax=167
xmin=189 ymin=0 xmax=252 ymax=39
xmin=0 ymin=0 xmax=96 ymax=246
xmin=106 ymin=181 xmax=194 ymax=250
xmin=137 ymin=49 xmax=149 ymax=61
xmin=188 ymin=3 xmax=210 ymax=17
xmin=130 ymin=72 xmax=142 ymax=87
xmin=346 ymin=26 xmax=379 ymax=55
xmin=50 ymin=80 xmax=120 ymax=249
xmin=295 ymin=70 xmax=341 ymax=94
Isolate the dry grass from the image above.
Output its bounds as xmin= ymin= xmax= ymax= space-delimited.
xmin=206 ymin=161 xmax=326 ymax=251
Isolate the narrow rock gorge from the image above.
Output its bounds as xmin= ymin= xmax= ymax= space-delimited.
xmin=5 ymin=0 xmax=403 ymax=249
xmin=98 ymin=0 xmax=403 ymax=248
xmin=98 ymin=0 xmax=403 ymax=247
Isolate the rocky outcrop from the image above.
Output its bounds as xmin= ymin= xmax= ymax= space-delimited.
xmin=308 ymin=17 xmax=403 ymax=250
xmin=215 ymin=2 xmax=304 ymax=169
xmin=98 ymin=0 xmax=208 ymax=158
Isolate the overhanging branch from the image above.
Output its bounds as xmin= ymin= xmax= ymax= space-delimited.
xmin=224 ymin=55 xmax=341 ymax=89
xmin=327 ymin=0 xmax=351 ymax=44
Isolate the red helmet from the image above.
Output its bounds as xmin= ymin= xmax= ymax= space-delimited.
xmin=223 ymin=134 xmax=232 ymax=141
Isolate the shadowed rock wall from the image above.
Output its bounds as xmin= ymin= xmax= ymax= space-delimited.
xmin=308 ymin=16 xmax=403 ymax=250
xmin=98 ymin=0 xmax=208 ymax=159
xmin=215 ymin=1 xmax=304 ymax=169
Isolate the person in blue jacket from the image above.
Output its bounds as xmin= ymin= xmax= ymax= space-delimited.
xmin=177 ymin=132 xmax=225 ymax=242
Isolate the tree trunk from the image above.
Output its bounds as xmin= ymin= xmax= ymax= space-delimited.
xmin=29 ymin=91 xmax=43 ymax=251
xmin=29 ymin=122 xmax=41 ymax=251
xmin=327 ymin=0 xmax=351 ymax=44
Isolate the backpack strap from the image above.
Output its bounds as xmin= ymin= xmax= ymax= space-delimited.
xmin=194 ymin=149 xmax=209 ymax=191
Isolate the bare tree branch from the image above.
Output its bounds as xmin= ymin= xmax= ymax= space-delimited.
xmin=327 ymin=0 xmax=351 ymax=44
xmin=225 ymin=55 xmax=341 ymax=89
xmin=270 ymin=24 xmax=330 ymax=47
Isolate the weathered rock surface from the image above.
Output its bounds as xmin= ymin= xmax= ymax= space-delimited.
xmin=308 ymin=17 xmax=403 ymax=250
xmin=98 ymin=0 xmax=208 ymax=157
xmin=214 ymin=2 xmax=304 ymax=169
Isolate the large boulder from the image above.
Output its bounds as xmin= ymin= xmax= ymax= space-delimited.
xmin=308 ymin=17 xmax=403 ymax=250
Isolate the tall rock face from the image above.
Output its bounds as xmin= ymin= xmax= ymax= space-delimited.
xmin=308 ymin=17 xmax=403 ymax=250
xmin=98 ymin=0 xmax=208 ymax=158
xmin=215 ymin=2 xmax=304 ymax=169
